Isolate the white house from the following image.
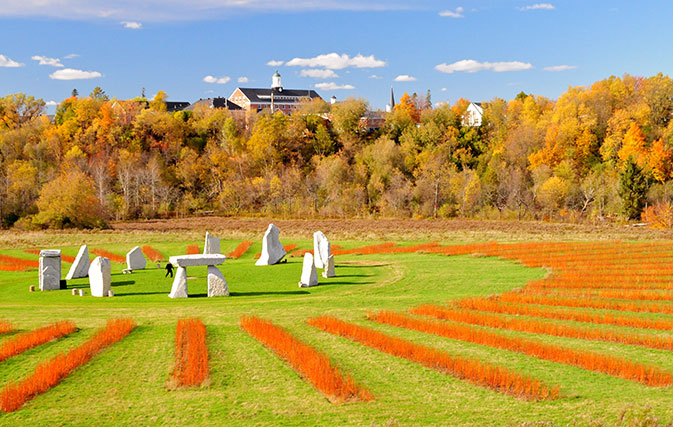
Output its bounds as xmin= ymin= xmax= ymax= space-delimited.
xmin=463 ymin=102 xmax=484 ymax=127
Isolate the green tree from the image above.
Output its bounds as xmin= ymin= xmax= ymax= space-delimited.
xmin=618 ymin=158 xmax=650 ymax=219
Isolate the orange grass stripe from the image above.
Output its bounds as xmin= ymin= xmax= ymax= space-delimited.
xmin=171 ymin=318 xmax=208 ymax=388
xmin=0 ymin=318 xmax=135 ymax=412
xmin=0 ymin=321 xmax=14 ymax=335
xmin=0 ymin=255 xmax=38 ymax=270
xmin=24 ymin=249 xmax=76 ymax=264
xmin=226 ymin=241 xmax=252 ymax=258
xmin=308 ymin=316 xmax=558 ymax=400
xmin=0 ymin=322 xmax=77 ymax=363
xmin=241 ymin=316 xmax=371 ymax=403
xmin=497 ymin=292 xmax=673 ymax=316
xmin=369 ymin=311 xmax=673 ymax=387
xmin=523 ymin=287 xmax=673 ymax=302
xmin=457 ymin=298 xmax=673 ymax=332
xmin=413 ymin=305 xmax=673 ymax=352
xmin=254 ymin=244 xmax=297 ymax=259
xmin=186 ymin=244 xmax=200 ymax=255
xmin=90 ymin=249 xmax=126 ymax=264
xmin=331 ymin=242 xmax=396 ymax=256
xmin=141 ymin=245 xmax=164 ymax=262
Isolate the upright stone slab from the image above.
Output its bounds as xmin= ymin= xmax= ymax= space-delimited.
xmin=66 ymin=245 xmax=90 ymax=280
xmin=207 ymin=266 xmax=229 ymax=297
xmin=313 ymin=231 xmax=331 ymax=269
xmin=168 ymin=267 xmax=188 ymax=298
xmin=322 ymin=254 xmax=335 ymax=278
xmin=126 ymin=246 xmax=146 ymax=270
xmin=203 ymin=232 xmax=221 ymax=255
xmin=255 ymin=224 xmax=286 ymax=266
xmin=88 ymin=256 xmax=111 ymax=297
xmin=39 ymin=250 xmax=61 ymax=291
xmin=299 ymin=252 xmax=319 ymax=288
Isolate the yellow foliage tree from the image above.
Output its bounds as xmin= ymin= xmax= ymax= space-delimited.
xmin=617 ymin=122 xmax=648 ymax=167
xmin=648 ymin=138 xmax=673 ymax=183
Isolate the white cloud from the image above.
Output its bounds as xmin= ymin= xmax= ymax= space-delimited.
xmin=394 ymin=74 xmax=416 ymax=82
xmin=31 ymin=55 xmax=64 ymax=67
xmin=544 ymin=65 xmax=577 ymax=72
xmin=518 ymin=3 xmax=555 ymax=11
xmin=267 ymin=59 xmax=284 ymax=66
xmin=45 ymin=100 xmax=58 ymax=106
xmin=0 ymin=54 xmax=23 ymax=67
xmin=300 ymin=69 xmax=339 ymax=79
xmin=286 ymin=53 xmax=386 ymax=69
xmin=435 ymin=59 xmax=533 ymax=73
xmin=369 ymin=74 xmax=382 ymax=79
xmin=441 ymin=88 xmax=447 ymax=92
xmin=315 ymin=82 xmax=355 ymax=91
xmin=203 ymin=75 xmax=230 ymax=84
xmin=122 ymin=21 xmax=142 ymax=29
xmin=49 ymin=68 xmax=102 ymax=80
xmin=439 ymin=6 xmax=464 ymax=18
xmin=237 ymin=76 xmax=249 ymax=83
xmin=63 ymin=53 xmax=79 ymax=59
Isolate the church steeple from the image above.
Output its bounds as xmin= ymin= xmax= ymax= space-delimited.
xmin=386 ymin=86 xmax=395 ymax=112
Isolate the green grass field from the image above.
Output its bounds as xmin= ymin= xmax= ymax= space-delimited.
xmin=0 ymin=233 xmax=672 ymax=426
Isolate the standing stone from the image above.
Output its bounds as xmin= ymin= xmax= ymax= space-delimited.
xmin=79 ymin=289 xmax=85 ymax=296
xmin=126 ymin=246 xmax=146 ymax=270
xmin=255 ymin=224 xmax=287 ymax=266
xmin=299 ymin=253 xmax=319 ymax=288
xmin=313 ymin=231 xmax=331 ymax=269
xmin=39 ymin=250 xmax=61 ymax=291
xmin=203 ymin=232 xmax=221 ymax=255
xmin=168 ymin=267 xmax=188 ymax=298
xmin=66 ymin=245 xmax=90 ymax=280
xmin=322 ymin=255 xmax=335 ymax=278
xmin=88 ymin=256 xmax=111 ymax=297
xmin=207 ymin=266 xmax=229 ymax=297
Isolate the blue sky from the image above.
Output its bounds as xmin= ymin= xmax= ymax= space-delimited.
xmin=0 ymin=1 xmax=671 ymax=112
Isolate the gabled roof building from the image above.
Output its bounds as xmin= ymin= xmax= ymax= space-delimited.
xmin=228 ymin=71 xmax=322 ymax=114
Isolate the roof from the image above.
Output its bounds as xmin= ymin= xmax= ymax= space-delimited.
xmin=235 ymin=87 xmax=322 ymax=104
xmin=182 ymin=97 xmax=242 ymax=111
xmin=469 ymin=102 xmax=484 ymax=114
xmin=166 ymin=101 xmax=190 ymax=112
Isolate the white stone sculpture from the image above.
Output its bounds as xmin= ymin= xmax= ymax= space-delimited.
xmin=255 ymin=224 xmax=286 ymax=266
xmin=168 ymin=254 xmax=227 ymax=298
xmin=299 ymin=252 xmax=319 ymax=288
xmin=88 ymin=256 xmax=111 ymax=297
xmin=39 ymin=249 xmax=61 ymax=291
xmin=313 ymin=231 xmax=331 ymax=269
xmin=66 ymin=245 xmax=90 ymax=280
xmin=322 ymin=255 xmax=335 ymax=278
xmin=207 ymin=266 xmax=229 ymax=297
xmin=203 ymin=232 xmax=221 ymax=254
xmin=126 ymin=246 xmax=146 ymax=270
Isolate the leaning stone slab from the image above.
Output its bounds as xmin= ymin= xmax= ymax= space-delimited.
xmin=66 ymin=245 xmax=90 ymax=280
xmin=299 ymin=252 xmax=319 ymax=288
xmin=313 ymin=231 xmax=331 ymax=269
xmin=168 ymin=267 xmax=188 ymax=298
xmin=88 ymin=256 xmax=111 ymax=297
xmin=39 ymin=249 xmax=61 ymax=291
xmin=207 ymin=266 xmax=229 ymax=297
xmin=203 ymin=232 xmax=221 ymax=254
xmin=322 ymin=254 xmax=335 ymax=278
xmin=126 ymin=246 xmax=146 ymax=270
xmin=255 ymin=224 xmax=286 ymax=266
xmin=169 ymin=254 xmax=226 ymax=268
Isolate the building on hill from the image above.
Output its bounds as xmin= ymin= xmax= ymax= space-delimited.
xmin=166 ymin=101 xmax=190 ymax=112
xmin=463 ymin=102 xmax=484 ymax=127
xmin=228 ymin=71 xmax=322 ymax=114
xmin=182 ymin=97 xmax=242 ymax=112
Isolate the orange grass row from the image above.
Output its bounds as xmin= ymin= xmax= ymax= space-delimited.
xmin=413 ymin=305 xmax=673 ymax=352
xmin=90 ymin=249 xmax=126 ymax=264
xmin=0 ymin=322 xmax=77 ymax=363
xmin=0 ymin=318 xmax=135 ymax=413
xmin=141 ymin=246 xmax=164 ymax=262
xmin=369 ymin=311 xmax=673 ymax=387
xmin=0 ymin=321 xmax=14 ymax=335
xmin=308 ymin=316 xmax=558 ymax=400
xmin=24 ymin=249 xmax=77 ymax=264
xmin=186 ymin=244 xmax=200 ymax=255
xmin=171 ymin=318 xmax=208 ymax=388
xmin=241 ymin=316 xmax=371 ymax=403
xmin=226 ymin=241 xmax=253 ymax=258
xmin=0 ymin=254 xmax=39 ymax=271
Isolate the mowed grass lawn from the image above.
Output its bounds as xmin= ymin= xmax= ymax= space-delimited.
xmin=0 ymin=235 xmax=672 ymax=425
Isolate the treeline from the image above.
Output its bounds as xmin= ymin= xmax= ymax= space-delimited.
xmin=2 ymin=73 xmax=673 ymax=229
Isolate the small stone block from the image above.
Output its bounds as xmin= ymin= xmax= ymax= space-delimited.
xmin=108 ymin=289 xmax=114 ymax=297
xmin=29 ymin=285 xmax=35 ymax=292
xmin=78 ymin=289 xmax=85 ymax=296
xmin=72 ymin=288 xmax=78 ymax=295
